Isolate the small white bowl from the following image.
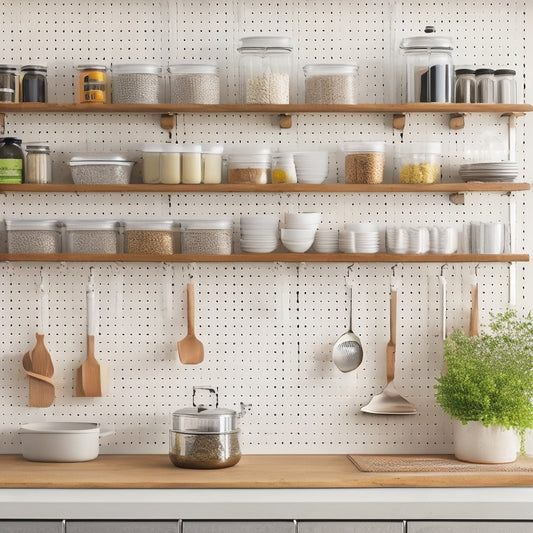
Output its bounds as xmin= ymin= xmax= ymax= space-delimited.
xmin=281 ymin=239 xmax=315 ymax=253
xmin=284 ymin=212 xmax=322 ymax=227
xmin=280 ymin=227 xmax=317 ymax=241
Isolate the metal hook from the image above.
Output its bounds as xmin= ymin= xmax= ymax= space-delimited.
xmin=440 ymin=264 xmax=448 ymax=276
xmin=391 ymin=264 xmax=398 ymax=277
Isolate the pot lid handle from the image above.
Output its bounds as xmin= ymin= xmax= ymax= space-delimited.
xmin=192 ymin=386 xmax=218 ymax=408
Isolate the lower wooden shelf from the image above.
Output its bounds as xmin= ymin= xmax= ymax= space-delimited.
xmin=0 ymin=253 xmax=528 ymax=263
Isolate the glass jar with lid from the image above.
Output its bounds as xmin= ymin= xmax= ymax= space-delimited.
xmin=394 ymin=141 xmax=442 ymax=184
xmin=494 ymin=68 xmax=517 ymax=104
xmin=237 ymin=35 xmax=293 ymax=104
xmin=303 ymin=64 xmax=358 ymax=104
xmin=399 ymin=26 xmax=454 ymax=103
xmin=0 ymin=65 xmax=17 ymax=103
xmin=454 ymin=67 xmax=476 ymax=103
xmin=111 ymin=63 xmax=161 ymax=104
xmin=475 ymin=68 xmax=495 ymax=103
xmin=21 ymin=65 xmax=47 ymax=102
xmin=168 ymin=63 xmax=220 ymax=104
xmin=25 ymin=142 xmax=52 ymax=184
xmin=77 ymin=65 xmax=107 ymax=103
xmin=0 ymin=137 xmax=24 ymax=183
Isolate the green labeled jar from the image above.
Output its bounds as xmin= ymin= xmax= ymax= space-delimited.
xmin=0 ymin=137 xmax=24 ymax=183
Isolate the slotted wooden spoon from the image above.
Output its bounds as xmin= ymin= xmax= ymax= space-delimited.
xmin=178 ymin=281 xmax=204 ymax=365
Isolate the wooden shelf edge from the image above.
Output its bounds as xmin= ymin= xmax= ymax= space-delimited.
xmin=1 ymin=183 xmax=530 ymax=194
xmin=0 ymin=253 xmax=528 ymax=263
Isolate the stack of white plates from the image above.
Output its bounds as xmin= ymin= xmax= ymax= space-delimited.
xmin=459 ymin=161 xmax=519 ymax=182
xmin=293 ymin=151 xmax=329 ymax=184
xmin=429 ymin=227 xmax=458 ymax=254
xmin=345 ymin=222 xmax=380 ymax=253
xmin=387 ymin=227 xmax=430 ymax=254
xmin=313 ymin=229 xmax=339 ymax=253
xmin=240 ymin=215 xmax=279 ymax=253
xmin=339 ymin=229 xmax=356 ymax=253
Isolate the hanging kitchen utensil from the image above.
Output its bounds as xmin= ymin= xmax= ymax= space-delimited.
xmin=22 ymin=273 xmax=55 ymax=407
xmin=439 ymin=267 xmax=448 ymax=373
xmin=332 ymin=284 xmax=363 ymax=372
xmin=78 ymin=278 xmax=103 ymax=396
xmin=178 ymin=280 xmax=204 ymax=365
xmin=469 ymin=270 xmax=480 ymax=337
xmin=361 ymin=281 xmax=417 ymax=415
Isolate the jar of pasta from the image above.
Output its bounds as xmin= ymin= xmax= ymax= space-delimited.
xmin=394 ymin=142 xmax=442 ymax=184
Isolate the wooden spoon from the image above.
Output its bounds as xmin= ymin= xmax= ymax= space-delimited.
xmin=178 ymin=281 xmax=204 ymax=365
xmin=469 ymin=278 xmax=480 ymax=337
xmin=79 ymin=285 xmax=102 ymax=396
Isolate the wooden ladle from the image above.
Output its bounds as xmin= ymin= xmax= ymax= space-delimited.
xmin=178 ymin=281 xmax=204 ymax=365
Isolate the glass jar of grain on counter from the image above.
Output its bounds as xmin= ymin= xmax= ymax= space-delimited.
xmin=25 ymin=143 xmax=52 ymax=184
xmin=394 ymin=142 xmax=442 ymax=184
xmin=303 ymin=64 xmax=358 ymax=104
xmin=124 ymin=220 xmax=175 ymax=254
xmin=343 ymin=141 xmax=386 ymax=184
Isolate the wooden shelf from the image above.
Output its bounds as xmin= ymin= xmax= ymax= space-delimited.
xmin=0 ymin=253 xmax=528 ymax=263
xmin=0 ymin=182 xmax=529 ymax=194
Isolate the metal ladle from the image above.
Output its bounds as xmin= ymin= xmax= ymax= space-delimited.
xmin=332 ymin=285 xmax=363 ymax=372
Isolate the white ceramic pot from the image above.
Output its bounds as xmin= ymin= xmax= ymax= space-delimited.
xmin=453 ymin=419 xmax=519 ymax=463
xmin=19 ymin=422 xmax=114 ymax=462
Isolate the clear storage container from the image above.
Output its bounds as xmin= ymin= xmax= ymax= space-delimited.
xmin=272 ymin=153 xmax=297 ymax=183
xmin=64 ymin=219 xmax=120 ymax=254
xmin=454 ymin=67 xmax=476 ymax=103
xmin=303 ymin=64 xmax=358 ymax=104
xmin=394 ymin=142 xmax=442 ymax=184
xmin=21 ymin=65 xmax=47 ymax=103
xmin=77 ymin=65 xmax=107 ymax=103
xmin=201 ymin=144 xmax=224 ymax=184
xmin=343 ymin=141 xmax=386 ymax=184
xmin=495 ymin=68 xmax=517 ymax=104
xmin=169 ymin=63 xmax=220 ymax=104
xmin=0 ymin=65 xmax=17 ymax=102
xmin=399 ymin=26 xmax=454 ymax=103
xmin=181 ymin=219 xmax=233 ymax=255
xmin=237 ymin=35 xmax=292 ymax=104
xmin=124 ymin=220 xmax=175 ymax=254
xmin=111 ymin=63 xmax=161 ymax=104
xmin=475 ymin=68 xmax=495 ymax=103
xmin=227 ymin=148 xmax=271 ymax=184
xmin=25 ymin=143 xmax=52 ymax=184
xmin=181 ymin=144 xmax=202 ymax=184
xmin=142 ymin=144 xmax=182 ymax=184
xmin=6 ymin=219 xmax=61 ymax=254
xmin=69 ymin=153 xmax=134 ymax=185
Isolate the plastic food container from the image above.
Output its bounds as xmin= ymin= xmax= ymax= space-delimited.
xmin=142 ymin=144 xmax=183 ymax=184
xmin=169 ymin=386 xmax=248 ymax=469
xmin=227 ymin=148 xmax=271 ymax=184
xmin=272 ymin=153 xmax=297 ymax=183
xmin=181 ymin=219 xmax=232 ymax=254
xmin=64 ymin=219 xmax=120 ymax=254
xmin=19 ymin=422 xmax=114 ymax=462
xmin=303 ymin=64 xmax=358 ymax=104
xmin=111 ymin=63 xmax=161 ymax=104
xmin=394 ymin=142 xmax=442 ymax=184
xmin=69 ymin=153 xmax=135 ymax=185
xmin=124 ymin=220 xmax=175 ymax=254
xmin=237 ymin=35 xmax=292 ymax=104
xmin=201 ymin=144 xmax=224 ymax=184
xmin=169 ymin=63 xmax=220 ymax=104
xmin=343 ymin=141 xmax=386 ymax=184
xmin=181 ymin=144 xmax=202 ymax=184
xmin=6 ymin=219 xmax=61 ymax=253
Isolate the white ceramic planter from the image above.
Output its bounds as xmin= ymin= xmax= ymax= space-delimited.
xmin=453 ymin=419 xmax=519 ymax=463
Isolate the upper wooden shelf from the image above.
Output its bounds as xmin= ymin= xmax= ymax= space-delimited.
xmin=0 ymin=182 xmax=529 ymax=194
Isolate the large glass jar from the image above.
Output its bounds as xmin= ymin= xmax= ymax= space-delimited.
xmin=399 ymin=26 xmax=454 ymax=103
xmin=0 ymin=65 xmax=17 ymax=102
xmin=237 ymin=35 xmax=292 ymax=104
xmin=394 ymin=141 xmax=442 ymax=184
xmin=21 ymin=65 xmax=47 ymax=102
xmin=25 ymin=143 xmax=52 ymax=184
xmin=168 ymin=63 xmax=220 ymax=104
xmin=0 ymin=137 xmax=24 ymax=183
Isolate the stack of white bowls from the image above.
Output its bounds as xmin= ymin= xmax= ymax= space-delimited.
xmin=281 ymin=212 xmax=321 ymax=252
xmin=386 ymin=226 xmax=431 ymax=254
xmin=339 ymin=223 xmax=380 ymax=253
xmin=293 ymin=151 xmax=329 ymax=184
xmin=429 ymin=226 xmax=459 ymax=254
xmin=313 ymin=229 xmax=339 ymax=253
xmin=240 ymin=215 xmax=279 ymax=253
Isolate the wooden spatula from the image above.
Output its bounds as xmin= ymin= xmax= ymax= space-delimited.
xmin=469 ymin=278 xmax=480 ymax=337
xmin=178 ymin=281 xmax=204 ymax=365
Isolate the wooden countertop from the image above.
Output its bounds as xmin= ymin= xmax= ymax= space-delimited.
xmin=1 ymin=454 xmax=533 ymax=489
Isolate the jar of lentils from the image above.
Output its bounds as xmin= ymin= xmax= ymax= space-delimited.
xmin=343 ymin=141 xmax=386 ymax=184
xmin=111 ymin=63 xmax=161 ymax=104
xmin=181 ymin=219 xmax=233 ymax=255
xmin=6 ymin=219 xmax=61 ymax=254
xmin=303 ymin=64 xmax=358 ymax=104
xmin=64 ymin=219 xmax=120 ymax=254
xmin=124 ymin=220 xmax=175 ymax=254
xmin=169 ymin=63 xmax=220 ymax=104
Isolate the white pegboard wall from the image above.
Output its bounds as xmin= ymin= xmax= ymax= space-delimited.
xmin=0 ymin=0 xmax=532 ymax=455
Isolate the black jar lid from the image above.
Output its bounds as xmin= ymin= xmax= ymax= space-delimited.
xmin=455 ymin=68 xmax=475 ymax=75
xmin=494 ymin=68 xmax=516 ymax=76
xmin=0 ymin=137 xmax=22 ymax=145
xmin=21 ymin=65 xmax=47 ymax=72
xmin=475 ymin=68 xmax=495 ymax=76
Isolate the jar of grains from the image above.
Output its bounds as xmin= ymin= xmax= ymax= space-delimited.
xmin=0 ymin=65 xmax=17 ymax=102
xmin=181 ymin=219 xmax=233 ymax=255
xmin=111 ymin=63 xmax=161 ymax=104
xmin=227 ymin=148 xmax=271 ymax=184
xmin=77 ymin=65 xmax=107 ymax=103
xmin=6 ymin=219 xmax=61 ymax=254
xmin=124 ymin=220 xmax=175 ymax=254
xmin=201 ymin=144 xmax=224 ymax=184
xmin=343 ymin=141 xmax=386 ymax=184
xmin=168 ymin=64 xmax=220 ymax=104
xmin=303 ymin=64 xmax=358 ymax=104
xmin=394 ymin=142 xmax=442 ymax=184
xmin=237 ymin=36 xmax=292 ymax=104
xmin=25 ymin=142 xmax=52 ymax=184
xmin=64 ymin=219 xmax=120 ymax=254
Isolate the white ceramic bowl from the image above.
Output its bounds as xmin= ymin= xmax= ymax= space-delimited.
xmin=19 ymin=422 xmax=114 ymax=462
xmin=281 ymin=238 xmax=315 ymax=253
xmin=284 ymin=212 xmax=322 ymax=226
xmin=280 ymin=227 xmax=317 ymax=241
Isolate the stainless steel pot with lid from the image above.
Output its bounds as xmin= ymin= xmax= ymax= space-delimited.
xmin=169 ymin=386 xmax=250 ymax=469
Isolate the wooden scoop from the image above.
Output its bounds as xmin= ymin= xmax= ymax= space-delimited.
xmin=78 ymin=285 xmax=102 ymax=396
xmin=469 ymin=277 xmax=480 ymax=337
xmin=178 ymin=281 xmax=204 ymax=365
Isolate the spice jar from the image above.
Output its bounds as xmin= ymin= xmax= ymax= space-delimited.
xmin=343 ymin=141 xmax=386 ymax=184
xmin=303 ymin=64 xmax=358 ymax=104
xmin=0 ymin=65 xmax=17 ymax=103
xmin=111 ymin=63 xmax=161 ymax=104
xmin=77 ymin=65 xmax=107 ymax=103
xmin=169 ymin=386 xmax=249 ymax=469
xmin=0 ymin=137 xmax=24 ymax=184
xmin=181 ymin=219 xmax=233 ymax=255
xmin=394 ymin=142 xmax=442 ymax=184
xmin=475 ymin=68 xmax=495 ymax=103
xmin=454 ymin=67 xmax=476 ymax=103
xmin=25 ymin=143 xmax=52 ymax=184
xmin=399 ymin=26 xmax=454 ymax=103
xmin=495 ymin=68 xmax=517 ymax=104
xmin=237 ymin=35 xmax=292 ymax=104
xmin=169 ymin=64 xmax=220 ymax=104
xmin=21 ymin=65 xmax=47 ymax=102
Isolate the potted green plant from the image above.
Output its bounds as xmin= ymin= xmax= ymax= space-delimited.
xmin=435 ymin=309 xmax=533 ymax=463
